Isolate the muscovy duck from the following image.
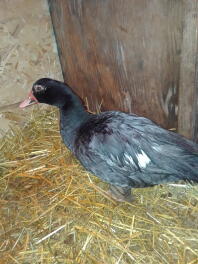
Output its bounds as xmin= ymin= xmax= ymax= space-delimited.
xmin=20 ymin=78 xmax=198 ymax=202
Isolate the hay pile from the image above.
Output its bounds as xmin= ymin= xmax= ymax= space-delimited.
xmin=0 ymin=109 xmax=198 ymax=264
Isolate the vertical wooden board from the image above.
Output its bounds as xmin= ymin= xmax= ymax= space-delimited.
xmin=178 ymin=0 xmax=198 ymax=141
xmin=49 ymin=0 xmax=183 ymax=129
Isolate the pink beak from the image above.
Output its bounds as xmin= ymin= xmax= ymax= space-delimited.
xmin=19 ymin=91 xmax=38 ymax=108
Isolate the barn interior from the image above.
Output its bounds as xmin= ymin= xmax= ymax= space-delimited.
xmin=0 ymin=1 xmax=198 ymax=263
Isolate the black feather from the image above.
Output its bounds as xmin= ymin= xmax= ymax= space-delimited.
xmin=29 ymin=78 xmax=198 ymax=189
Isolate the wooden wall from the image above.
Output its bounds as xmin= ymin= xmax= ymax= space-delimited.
xmin=48 ymin=0 xmax=198 ymax=141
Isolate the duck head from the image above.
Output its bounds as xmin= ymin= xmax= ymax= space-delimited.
xmin=20 ymin=78 xmax=73 ymax=109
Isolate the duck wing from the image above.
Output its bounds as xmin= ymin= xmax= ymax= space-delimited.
xmin=75 ymin=111 xmax=198 ymax=187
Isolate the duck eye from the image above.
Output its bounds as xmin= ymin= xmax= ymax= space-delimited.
xmin=34 ymin=85 xmax=45 ymax=93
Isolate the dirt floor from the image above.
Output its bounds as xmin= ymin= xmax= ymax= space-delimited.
xmin=0 ymin=0 xmax=62 ymax=135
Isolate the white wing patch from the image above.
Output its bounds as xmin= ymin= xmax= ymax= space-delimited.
xmin=124 ymin=151 xmax=150 ymax=169
xmin=137 ymin=151 xmax=150 ymax=168
xmin=124 ymin=153 xmax=135 ymax=166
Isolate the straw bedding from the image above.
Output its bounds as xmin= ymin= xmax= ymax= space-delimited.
xmin=0 ymin=109 xmax=198 ymax=264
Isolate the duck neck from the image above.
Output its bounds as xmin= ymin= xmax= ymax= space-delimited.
xmin=59 ymin=95 xmax=90 ymax=151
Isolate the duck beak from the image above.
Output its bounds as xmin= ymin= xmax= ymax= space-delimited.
xmin=19 ymin=91 xmax=38 ymax=108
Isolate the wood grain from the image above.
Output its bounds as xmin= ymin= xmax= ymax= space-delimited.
xmin=49 ymin=0 xmax=183 ymax=130
xmin=178 ymin=0 xmax=198 ymax=141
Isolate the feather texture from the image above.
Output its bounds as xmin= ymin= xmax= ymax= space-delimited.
xmin=75 ymin=111 xmax=198 ymax=187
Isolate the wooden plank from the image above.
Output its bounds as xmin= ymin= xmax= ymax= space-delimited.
xmin=48 ymin=0 xmax=183 ymax=129
xmin=178 ymin=0 xmax=198 ymax=141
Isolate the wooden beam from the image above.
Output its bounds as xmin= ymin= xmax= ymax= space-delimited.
xmin=178 ymin=0 xmax=198 ymax=141
xmin=48 ymin=0 xmax=183 ymax=130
